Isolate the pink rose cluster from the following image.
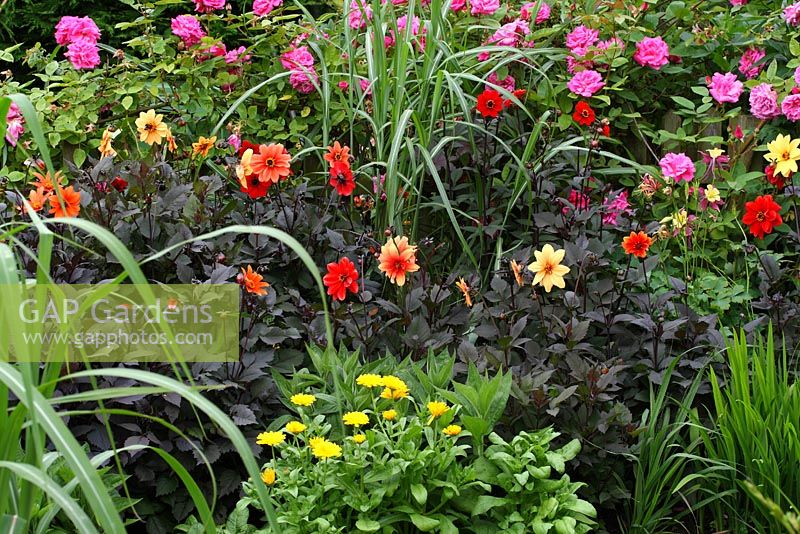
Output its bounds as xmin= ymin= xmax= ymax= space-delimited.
xmin=478 ymin=18 xmax=533 ymax=61
xmin=633 ymin=36 xmax=669 ymax=70
xmin=253 ymin=0 xmax=284 ymax=17
xmin=5 ymin=103 xmax=24 ymax=147
xmin=659 ymin=152 xmax=695 ymax=183
xmin=520 ymin=1 xmax=551 ymax=24
xmin=54 ymin=16 xmax=101 ymax=70
xmin=486 ymin=72 xmax=516 ymax=92
xmin=563 ymin=25 xmax=626 ymax=97
xmin=784 ymin=2 xmax=800 ymax=26
xmin=470 ymin=0 xmax=499 ymax=16
xmin=738 ymin=47 xmax=765 ymax=79
xmin=348 ymin=0 xmax=373 ymax=29
xmin=749 ymin=83 xmax=780 ymax=120
xmin=385 ymin=16 xmax=426 ymax=50
xmin=281 ymin=46 xmax=319 ymax=94
xmin=193 ymin=0 xmax=225 ymax=12
xmin=171 ymin=15 xmax=206 ymax=47
xmin=567 ymin=70 xmax=605 ymax=97
xmin=708 ymin=72 xmax=743 ymax=104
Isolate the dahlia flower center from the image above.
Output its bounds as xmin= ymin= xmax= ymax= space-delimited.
xmin=394 ymin=260 xmax=405 ymax=271
xmin=266 ymin=157 xmax=275 ymax=166
xmin=756 ymin=211 xmax=766 ymax=222
xmin=145 ymin=123 xmax=155 ymax=131
xmin=336 ymin=173 xmax=347 ymax=184
xmin=544 ymin=263 xmax=554 ymax=275
xmin=486 ymin=101 xmax=496 ymax=109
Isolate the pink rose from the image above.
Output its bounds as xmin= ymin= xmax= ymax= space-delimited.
xmin=784 ymin=2 xmax=800 ymax=26
xmin=193 ymin=0 xmax=225 ymax=12
xmin=659 ymin=152 xmax=695 ymax=183
xmin=65 ymin=40 xmax=101 ymax=70
xmin=708 ymin=72 xmax=743 ymax=104
xmin=749 ymin=83 xmax=780 ymax=120
xmin=738 ymin=48 xmax=765 ymax=80
xmin=565 ymin=25 xmax=599 ymax=57
xmin=55 ymin=16 xmax=101 ymax=46
xmin=634 ymin=36 xmax=669 ymax=70
xmin=470 ymin=0 xmax=500 ymax=16
xmin=348 ymin=0 xmax=372 ymax=29
xmin=486 ymin=71 xmax=516 ymax=92
xmin=782 ymin=94 xmax=800 ymax=121
xmin=450 ymin=0 xmax=467 ymax=11
xmin=253 ymin=0 xmax=283 ymax=16
xmin=567 ymin=69 xmax=605 ymax=97
xmin=171 ymin=15 xmax=206 ymax=47
xmin=521 ymin=1 xmax=550 ymax=23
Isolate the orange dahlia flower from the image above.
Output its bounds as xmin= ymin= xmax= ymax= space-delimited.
xmin=28 ymin=187 xmax=48 ymax=212
xmin=241 ymin=265 xmax=270 ymax=296
xmin=48 ymin=186 xmax=82 ymax=218
xmin=323 ymin=141 xmax=350 ymax=167
xmin=251 ymin=143 xmax=292 ymax=184
xmin=378 ymin=236 xmax=420 ymax=287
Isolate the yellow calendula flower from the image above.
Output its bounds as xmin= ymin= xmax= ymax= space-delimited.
xmin=285 ymin=421 xmax=306 ymax=434
xmin=308 ymin=436 xmax=325 ymax=448
xmin=527 ymin=244 xmax=570 ymax=293
xmin=380 ymin=375 xmax=409 ymax=400
xmin=382 ymin=409 xmax=397 ymax=421
xmin=352 ymin=433 xmax=366 ymax=444
xmin=381 ymin=386 xmax=409 ymax=400
xmin=260 ymin=468 xmax=276 ymax=485
xmin=343 ymin=411 xmax=369 ymax=427
xmin=311 ymin=438 xmax=342 ymax=459
xmin=765 ymin=134 xmax=800 ymax=178
xmin=356 ymin=373 xmax=383 ymax=388
xmin=256 ymin=431 xmax=285 ymax=447
xmin=135 ymin=109 xmax=169 ymax=146
xmin=192 ymin=135 xmax=217 ymax=158
xmin=290 ymin=393 xmax=316 ymax=407
xmin=443 ymin=425 xmax=462 ymax=436
xmin=98 ymin=128 xmax=119 ymax=158
xmin=426 ymin=401 xmax=450 ymax=424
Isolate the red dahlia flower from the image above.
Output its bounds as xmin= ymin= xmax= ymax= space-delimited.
xmin=476 ymin=89 xmax=503 ymax=119
xmin=110 ymin=176 xmax=128 ymax=192
xmin=765 ymin=164 xmax=788 ymax=190
xmin=504 ymin=89 xmax=527 ymax=109
xmin=742 ymin=194 xmax=782 ymax=239
xmin=323 ymin=257 xmax=359 ymax=301
xmin=240 ymin=174 xmax=270 ymax=199
xmin=573 ymin=101 xmax=595 ymax=126
xmin=330 ymin=161 xmax=356 ymax=196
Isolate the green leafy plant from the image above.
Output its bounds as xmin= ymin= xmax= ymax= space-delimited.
xmin=201 ymin=347 xmax=595 ymax=533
